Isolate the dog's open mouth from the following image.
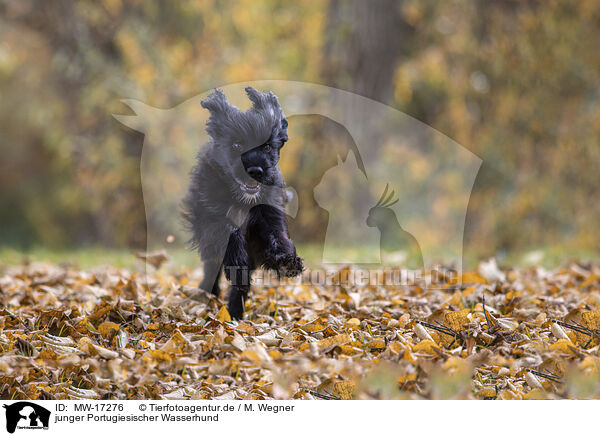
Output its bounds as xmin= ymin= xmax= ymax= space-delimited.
xmin=240 ymin=181 xmax=260 ymax=193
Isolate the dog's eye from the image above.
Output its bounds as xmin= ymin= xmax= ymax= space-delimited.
xmin=232 ymin=143 xmax=240 ymax=150
xmin=264 ymin=144 xmax=272 ymax=152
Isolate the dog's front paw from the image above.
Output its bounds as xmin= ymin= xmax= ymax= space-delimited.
xmin=276 ymin=254 xmax=304 ymax=278
xmin=228 ymin=299 xmax=244 ymax=320
xmin=227 ymin=287 xmax=246 ymax=320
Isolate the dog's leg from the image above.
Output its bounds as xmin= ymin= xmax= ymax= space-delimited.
xmin=248 ymin=205 xmax=303 ymax=277
xmin=200 ymin=260 xmax=222 ymax=296
xmin=223 ymin=228 xmax=253 ymax=319
xmin=197 ymin=221 xmax=231 ymax=297
xmin=227 ymin=286 xmax=248 ymax=320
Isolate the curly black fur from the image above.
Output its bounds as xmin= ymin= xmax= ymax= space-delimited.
xmin=182 ymin=87 xmax=303 ymax=319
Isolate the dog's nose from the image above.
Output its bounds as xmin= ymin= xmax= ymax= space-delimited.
xmin=247 ymin=166 xmax=263 ymax=179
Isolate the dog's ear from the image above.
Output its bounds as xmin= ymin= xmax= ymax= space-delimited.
xmin=245 ymin=87 xmax=285 ymax=118
xmin=245 ymin=87 xmax=277 ymax=111
xmin=201 ymin=89 xmax=239 ymax=140
xmin=201 ymin=88 xmax=230 ymax=115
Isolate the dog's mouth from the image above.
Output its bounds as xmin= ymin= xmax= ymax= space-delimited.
xmin=240 ymin=181 xmax=260 ymax=194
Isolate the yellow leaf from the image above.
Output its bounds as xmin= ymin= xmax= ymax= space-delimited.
xmin=506 ymin=290 xmax=521 ymax=300
xmin=299 ymin=319 xmax=326 ymax=333
xmin=367 ymin=338 xmax=386 ymax=350
xmin=337 ymin=345 xmax=363 ymax=356
xmin=523 ymin=388 xmax=546 ymax=400
xmin=161 ymin=330 xmax=188 ymax=353
xmin=98 ymin=321 xmax=120 ymax=339
xmin=582 ymin=310 xmax=600 ymax=329
xmin=138 ymin=339 xmax=151 ymax=348
xmin=345 ymin=318 xmax=361 ymax=329
xmin=397 ymin=313 xmax=410 ymax=328
xmin=412 ymin=339 xmax=438 ymax=354
xmin=268 ymin=349 xmax=283 ymax=359
xmin=549 ymin=338 xmax=574 ymax=353
xmin=397 ymin=374 xmax=417 ymax=385
xmin=579 ymin=274 xmax=600 ymax=289
xmin=444 ymin=309 xmax=470 ymax=332
xmin=236 ymin=322 xmax=256 ymax=335
xmin=240 ymin=345 xmax=271 ymax=363
xmin=317 ymin=334 xmax=351 ymax=352
xmin=387 ymin=341 xmax=404 ymax=355
xmin=38 ymin=349 xmax=57 ymax=360
xmin=449 ymin=290 xmax=463 ymax=307
xmin=446 ymin=272 xmax=487 ymax=286
xmin=144 ymin=349 xmax=172 ymax=362
xmin=403 ymin=347 xmax=416 ymax=363
xmin=574 ymin=310 xmax=600 ymax=346
xmin=477 ymin=386 xmax=497 ymax=398
xmin=333 ymin=380 xmax=356 ymax=400
xmin=217 ymin=306 xmax=231 ymax=323
xmin=462 ymin=286 xmax=477 ymax=297
xmin=500 ymin=390 xmax=519 ymax=400
xmin=439 ymin=309 xmax=468 ymax=347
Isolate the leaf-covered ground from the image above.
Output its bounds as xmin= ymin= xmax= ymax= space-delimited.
xmin=1 ymin=258 xmax=600 ymax=400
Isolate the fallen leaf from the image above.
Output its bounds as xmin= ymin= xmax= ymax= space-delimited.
xmin=98 ymin=321 xmax=120 ymax=339
xmin=317 ymin=334 xmax=351 ymax=352
xmin=333 ymin=380 xmax=356 ymax=400
xmin=217 ymin=306 xmax=231 ymax=323
xmin=134 ymin=250 xmax=169 ymax=269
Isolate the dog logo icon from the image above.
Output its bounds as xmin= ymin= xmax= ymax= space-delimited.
xmin=2 ymin=402 xmax=50 ymax=433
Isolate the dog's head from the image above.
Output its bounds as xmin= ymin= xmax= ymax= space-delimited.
xmin=201 ymin=87 xmax=289 ymax=204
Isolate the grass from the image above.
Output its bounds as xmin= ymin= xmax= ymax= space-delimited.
xmin=0 ymin=244 xmax=598 ymax=271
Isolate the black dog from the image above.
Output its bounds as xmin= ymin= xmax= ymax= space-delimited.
xmin=182 ymin=87 xmax=303 ymax=319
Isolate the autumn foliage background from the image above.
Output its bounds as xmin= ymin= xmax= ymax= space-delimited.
xmin=1 ymin=0 xmax=600 ymax=261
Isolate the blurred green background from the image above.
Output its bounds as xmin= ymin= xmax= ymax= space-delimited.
xmin=1 ymin=0 xmax=599 ymax=266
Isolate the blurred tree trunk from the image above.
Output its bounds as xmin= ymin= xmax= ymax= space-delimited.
xmin=321 ymin=0 xmax=410 ymax=105
xmin=290 ymin=1 xmax=412 ymax=253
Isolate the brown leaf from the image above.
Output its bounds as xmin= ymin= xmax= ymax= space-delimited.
xmin=98 ymin=321 xmax=120 ymax=339
xmin=333 ymin=380 xmax=356 ymax=400
xmin=135 ymin=250 xmax=170 ymax=269
xmin=317 ymin=334 xmax=351 ymax=352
